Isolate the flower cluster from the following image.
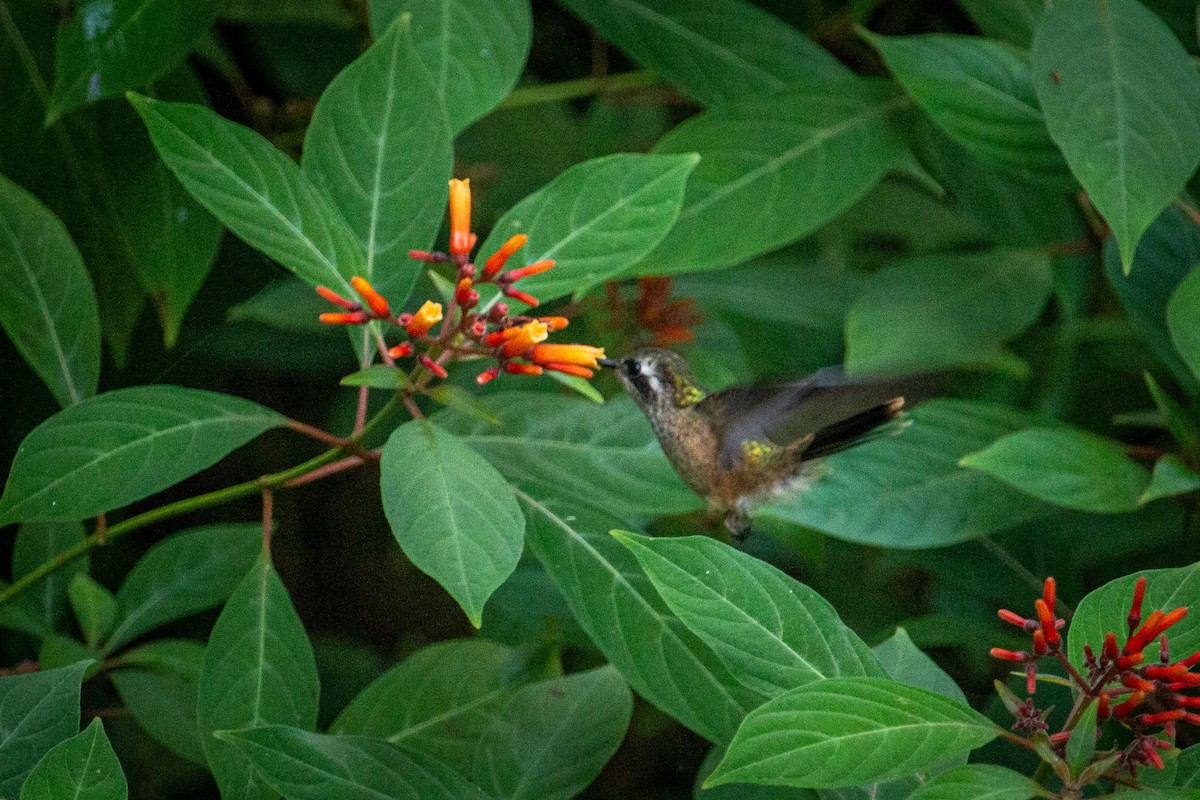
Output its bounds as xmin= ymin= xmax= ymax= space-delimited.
xmin=317 ymin=179 xmax=605 ymax=384
xmin=991 ymin=577 xmax=1198 ymax=780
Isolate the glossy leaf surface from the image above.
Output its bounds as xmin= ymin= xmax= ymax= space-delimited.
xmin=960 ymin=427 xmax=1150 ymax=513
xmin=614 ymin=532 xmax=883 ymax=698
xmin=19 ymin=718 xmax=127 ymax=800
xmin=381 ymin=421 xmax=524 ymax=628
xmin=197 ymin=555 xmax=319 ymax=800
xmin=0 ymin=386 xmax=285 ymax=524
xmin=0 ymin=173 xmax=100 ymax=407
xmin=1032 ymin=0 xmax=1200 ymax=271
xmin=477 ymin=153 xmax=697 ymax=302
xmin=302 ymin=14 xmax=452 ymax=302
xmin=905 ymin=764 xmax=1046 ymax=800
xmin=0 ymin=661 xmax=89 ymax=798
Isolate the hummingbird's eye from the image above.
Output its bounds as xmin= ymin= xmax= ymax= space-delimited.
xmin=624 ymin=359 xmax=643 ymax=378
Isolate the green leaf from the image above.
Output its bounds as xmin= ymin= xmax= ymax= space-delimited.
xmin=18 ymin=718 xmax=126 ymax=800
xmin=39 ymin=634 xmax=94 ymax=673
xmin=845 ymin=249 xmax=1052 ymax=373
xmin=109 ymin=639 xmax=207 ymax=764
xmin=128 ymin=94 xmax=365 ymax=292
xmin=424 ymin=385 xmax=503 ymax=425
xmin=0 ymin=522 xmax=88 ymax=638
xmin=47 ymin=0 xmax=220 ymax=121
xmin=872 ymin=628 xmax=967 ymax=705
xmin=0 ymin=173 xmax=100 ymax=407
xmin=1167 ymin=266 xmax=1200 ymax=383
xmin=301 ymin=14 xmax=452 ymax=303
xmin=68 ymin=573 xmax=116 ymax=649
xmin=369 ymin=0 xmax=532 ymax=134
xmin=521 ymin=494 xmax=764 ymax=744
xmin=107 ymin=523 xmax=263 ymax=652
xmin=955 ymin=0 xmax=1041 ymax=46
xmin=905 ymin=764 xmax=1047 ymax=800
xmin=380 ymin=421 xmax=523 ymax=628
xmin=0 ymin=386 xmax=285 ymax=524
xmin=1067 ymin=564 xmax=1200 ymax=667
xmin=1105 ymin=204 xmax=1200 ymax=394
xmin=216 ymin=725 xmax=489 ymax=800
xmin=1140 ymin=455 xmax=1200 ymax=504
xmin=0 ymin=660 xmax=89 ymax=798
xmin=476 ymin=153 xmax=697 ymax=303
xmin=435 ymin=393 xmax=701 ymax=518
xmin=1031 ymin=0 xmax=1200 ymax=272
xmin=612 ymin=532 xmax=884 ymax=699
xmin=555 ymin=0 xmax=852 ymax=106
xmin=1065 ymin=701 xmax=1098 ymax=777
xmin=757 ymin=400 xmax=1050 ymax=548
xmin=331 ymin=639 xmax=528 ymax=756
xmin=636 ymin=79 xmax=909 ymax=275
xmin=706 ymin=678 xmax=999 ymax=789
xmin=339 ymin=365 xmax=414 ymax=390
xmin=867 ymin=33 xmax=1070 ymax=188
xmin=197 ymin=555 xmax=320 ymax=800
xmin=960 ymin=427 xmax=1150 ymax=513
xmin=474 ymin=666 xmax=633 ymax=800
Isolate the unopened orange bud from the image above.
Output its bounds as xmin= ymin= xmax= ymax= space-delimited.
xmin=543 ymin=363 xmax=595 ymax=379
xmin=1116 ymin=653 xmax=1145 ymax=670
xmin=540 ymin=316 xmax=569 ymax=330
xmin=1128 ymin=576 xmax=1147 ymax=632
xmin=1113 ymin=691 xmax=1146 ymax=718
xmin=449 ymin=179 xmax=472 ymax=256
xmin=320 ymin=311 xmax=370 ymax=325
xmin=989 ymin=647 xmax=1027 ymax=662
xmin=1137 ymin=709 xmax=1186 ymax=726
xmin=455 ymin=277 xmax=475 ymax=306
xmin=1043 ymin=577 xmax=1056 ymax=613
xmin=406 ymin=301 xmax=443 ymax=337
xmin=351 ymin=276 xmax=391 ymax=317
xmin=998 ymin=609 xmax=1032 ymax=629
xmin=529 ymin=343 xmax=606 ymax=368
xmin=1032 ymin=629 xmax=1047 ymax=655
xmin=1104 ymin=632 xmax=1120 ymax=661
xmin=499 ymin=321 xmax=548 ymax=358
xmin=483 ymin=234 xmax=527 ymax=278
xmin=409 ymin=249 xmax=448 ymax=263
xmin=476 ymin=366 xmax=500 ymax=385
xmin=419 ymin=354 xmax=447 ymax=379
xmin=1098 ymin=694 xmax=1111 ymax=719
xmin=504 ymin=259 xmax=555 ymax=282
xmin=503 ymin=287 xmax=539 ymax=307
xmin=388 ymin=342 xmax=413 ymax=359
xmin=504 ymin=362 xmax=543 ymax=376
xmin=317 ymin=285 xmax=358 ymax=310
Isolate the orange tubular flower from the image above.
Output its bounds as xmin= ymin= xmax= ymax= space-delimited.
xmin=406 ymin=301 xmax=443 ymax=337
xmin=504 ymin=259 xmax=555 ymax=282
xmin=317 ymin=285 xmax=358 ymax=310
xmin=449 ymin=179 xmax=472 ymax=256
xmin=503 ymin=287 xmax=540 ymax=307
xmin=499 ymin=321 xmax=549 ymax=358
xmin=530 ymin=343 xmax=606 ymax=369
xmin=540 ymin=316 xmax=569 ymax=330
xmin=483 ymin=234 xmax=528 ymax=278
xmin=543 ymin=363 xmax=595 ymax=378
xmin=388 ymin=342 xmax=413 ymax=359
xmin=504 ymin=362 xmax=544 ymax=376
xmin=351 ymin=276 xmax=390 ymax=317
xmin=320 ymin=311 xmax=370 ymax=325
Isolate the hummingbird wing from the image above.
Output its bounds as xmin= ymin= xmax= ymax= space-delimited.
xmin=701 ymin=367 xmax=923 ymax=469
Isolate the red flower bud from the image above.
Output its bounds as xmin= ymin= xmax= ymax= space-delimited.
xmin=476 ymin=367 xmax=500 ymax=385
xmin=419 ymin=354 xmax=447 ymax=379
xmin=319 ymin=311 xmax=370 ymax=325
xmin=483 ymin=234 xmax=528 ymax=278
xmin=387 ymin=342 xmax=413 ymax=359
xmin=351 ymin=276 xmax=390 ymax=317
xmin=317 ymin=285 xmax=358 ymax=310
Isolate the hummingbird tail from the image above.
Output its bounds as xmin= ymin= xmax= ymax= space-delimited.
xmin=803 ymin=397 xmax=906 ymax=460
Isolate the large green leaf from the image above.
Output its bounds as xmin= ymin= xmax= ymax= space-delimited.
xmin=1105 ymin=204 xmax=1200 ymax=394
xmin=109 ymin=639 xmax=207 ymax=764
xmin=380 ymin=421 xmax=524 ymax=628
xmin=301 ymin=14 xmax=452 ymax=303
xmin=867 ymin=33 xmax=1070 ymax=187
xmin=0 ymin=661 xmax=89 ymax=798
xmin=331 ymin=639 xmax=527 ymax=753
xmin=0 ymin=386 xmax=285 ymax=524
xmin=955 ymin=0 xmax=1041 ymax=46
xmin=197 ymin=555 xmax=320 ymax=800
xmin=473 ymin=666 xmax=633 ymax=800
xmin=905 ymin=764 xmax=1047 ymax=800
xmin=47 ymin=0 xmax=220 ymax=121
xmin=1140 ymin=455 xmax=1200 ymax=505
xmin=612 ymin=532 xmax=883 ymax=699
xmin=19 ymin=718 xmax=127 ymax=800
xmin=555 ymin=0 xmax=851 ymax=106
xmin=635 ymin=79 xmax=909 ymax=275
xmin=961 ymin=428 xmax=1151 ymax=513
xmin=1167 ymin=267 xmax=1200 ymax=384
xmin=369 ymin=0 xmax=532 ymax=133
xmin=707 ymin=678 xmax=999 ymax=789
xmin=0 ymin=521 xmax=88 ymax=638
xmin=872 ymin=628 xmax=967 ymax=705
xmin=476 ymin=153 xmax=697 ymax=303
xmin=521 ymin=494 xmax=764 ymax=744
xmin=1031 ymin=0 xmax=1200 ymax=272
xmin=128 ymin=94 xmax=365 ymax=292
xmin=217 ymin=725 xmax=489 ymax=800
xmin=756 ymin=400 xmax=1050 ymax=548
xmin=68 ymin=573 xmax=116 ymax=649
xmin=1067 ymin=563 xmax=1200 ymax=667
xmin=0 ymin=174 xmax=100 ymax=407
xmin=106 ymin=523 xmax=263 ymax=652
xmin=435 ymin=393 xmax=701 ymax=518
xmin=845 ymin=249 xmax=1052 ymax=373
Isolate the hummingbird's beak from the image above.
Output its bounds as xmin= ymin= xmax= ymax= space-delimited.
xmin=597 ymin=357 xmax=620 ymax=369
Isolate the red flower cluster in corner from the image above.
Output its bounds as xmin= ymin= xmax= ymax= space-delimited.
xmin=316 ymin=178 xmax=606 ymax=384
xmin=991 ymin=577 xmax=1198 ymax=778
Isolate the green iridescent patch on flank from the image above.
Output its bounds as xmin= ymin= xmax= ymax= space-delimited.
xmin=741 ymin=439 xmax=777 ymax=464
xmin=672 ymin=374 xmax=705 ymax=407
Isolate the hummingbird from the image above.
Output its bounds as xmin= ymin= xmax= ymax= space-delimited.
xmin=598 ymin=348 xmax=913 ymax=538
